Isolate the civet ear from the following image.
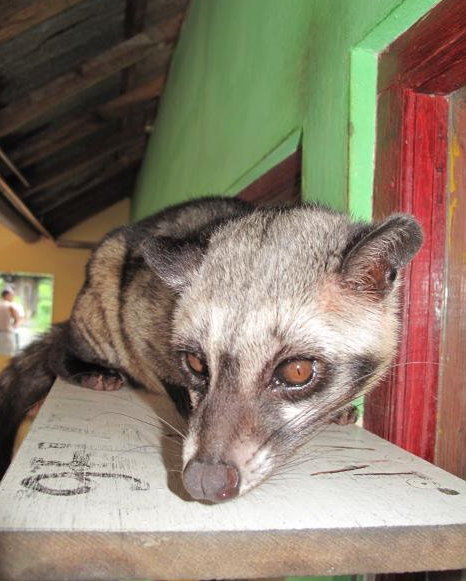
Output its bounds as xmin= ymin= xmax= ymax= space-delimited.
xmin=341 ymin=214 xmax=423 ymax=300
xmin=141 ymin=235 xmax=206 ymax=292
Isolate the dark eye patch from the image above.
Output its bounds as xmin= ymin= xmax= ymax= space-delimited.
xmin=345 ymin=355 xmax=382 ymax=396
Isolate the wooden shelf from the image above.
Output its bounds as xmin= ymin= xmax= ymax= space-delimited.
xmin=0 ymin=379 xmax=465 ymax=580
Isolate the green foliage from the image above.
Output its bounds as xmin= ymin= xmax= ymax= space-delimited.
xmin=30 ymin=277 xmax=53 ymax=333
xmin=0 ymin=273 xmax=53 ymax=334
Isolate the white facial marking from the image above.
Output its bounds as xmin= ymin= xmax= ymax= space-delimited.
xmin=182 ymin=431 xmax=198 ymax=468
xmin=280 ymin=402 xmax=312 ymax=426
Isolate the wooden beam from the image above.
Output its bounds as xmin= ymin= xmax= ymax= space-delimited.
xmin=0 ymin=0 xmax=84 ymax=44
xmin=55 ymin=239 xmax=97 ymax=250
xmin=121 ymin=0 xmax=150 ymax=131
xmin=0 ymin=196 xmax=40 ymax=243
xmin=145 ymin=13 xmax=186 ymax=45
xmin=0 ymin=33 xmax=155 ymax=138
xmin=24 ymin=133 xmax=146 ymax=198
xmin=45 ymin=170 xmax=137 ymax=236
xmin=0 ymin=176 xmax=52 ymax=238
xmin=9 ymin=114 xmax=106 ymax=168
xmin=98 ymin=76 xmax=164 ymax=119
xmin=125 ymin=0 xmax=148 ymax=37
xmin=9 ymin=76 xmax=161 ymax=168
xmin=0 ymin=147 xmax=30 ymax=187
xmin=38 ymin=148 xmax=143 ymax=215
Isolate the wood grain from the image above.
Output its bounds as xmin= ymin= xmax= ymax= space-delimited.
xmin=365 ymin=89 xmax=448 ymax=463
xmin=378 ymin=0 xmax=466 ymax=94
xmin=0 ymin=175 xmax=52 ymax=239
xmin=24 ymin=133 xmax=145 ymax=199
xmin=1 ymin=379 xmax=465 ymax=579
xmin=435 ymin=86 xmax=466 ymax=480
xmin=0 ymin=0 xmax=84 ymax=44
xmin=0 ymin=33 xmax=154 ymax=139
xmin=237 ymin=149 xmax=301 ymax=205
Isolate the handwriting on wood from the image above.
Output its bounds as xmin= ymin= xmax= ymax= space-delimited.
xmin=0 ymin=379 xmax=465 ymax=580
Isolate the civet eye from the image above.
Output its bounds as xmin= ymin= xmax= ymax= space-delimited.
xmin=273 ymin=358 xmax=316 ymax=388
xmin=185 ymin=352 xmax=208 ymax=376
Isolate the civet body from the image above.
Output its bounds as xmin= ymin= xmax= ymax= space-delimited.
xmin=0 ymin=197 xmax=422 ymax=502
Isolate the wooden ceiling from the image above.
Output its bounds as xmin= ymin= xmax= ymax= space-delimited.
xmin=0 ymin=0 xmax=188 ymax=242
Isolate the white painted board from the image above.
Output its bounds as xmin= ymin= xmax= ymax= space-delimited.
xmin=0 ymin=378 xmax=465 ymax=579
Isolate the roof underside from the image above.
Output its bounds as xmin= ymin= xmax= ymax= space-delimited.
xmin=0 ymin=0 xmax=188 ymax=242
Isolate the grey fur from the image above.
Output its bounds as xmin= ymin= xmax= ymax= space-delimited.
xmin=0 ymin=197 xmax=422 ymax=501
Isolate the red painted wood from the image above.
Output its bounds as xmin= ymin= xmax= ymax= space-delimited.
xmin=435 ymin=88 xmax=466 ymax=480
xmin=401 ymin=94 xmax=448 ymax=460
xmin=378 ymin=0 xmax=466 ymax=94
xmin=364 ymin=0 xmax=460 ymax=463
xmin=365 ymin=90 xmax=448 ymax=461
xmin=237 ymin=149 xmax=301 ymax=205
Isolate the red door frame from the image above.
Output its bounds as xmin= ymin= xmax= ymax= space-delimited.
xmin=364 ymin=0 xmax=466 ymax=464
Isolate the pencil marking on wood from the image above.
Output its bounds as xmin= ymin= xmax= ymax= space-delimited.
xmin=437 ymin=488 xmax=460 ymax=496
xmin=21 ymin=471 xmax=150 ymax=496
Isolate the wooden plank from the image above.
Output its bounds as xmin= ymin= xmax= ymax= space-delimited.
xmin=401 ymin=93 xmax=448 ymax=461
xmin=9 ymin=114 xmax=107 ymax=168
xmin=145 ymin=12 xmax=187 ymax=45
xmin=8 ymin=76 xmax=160 ymax=169
xmin=0 ymin=195 xmax=40 ymax=243
xmin=125 ymin=0 xmax=148 ymax=37
xmin=435 ymin=86 xmax=466 ymax=480
xmin=366 ymin=90 xmax=448 ymax=462
xmin=98 ymin=75 xmax=165 ymax=118
xmin=0 ymin=33 xmax=155 ymax=139
xmin=378 ymin=0 xmax=466 ymax=93
xmin=24 ymin=133 xmax=145 ymax=198
xmin=38 ymin=148 xmax=143 ymax=214
xmin=0 ymin=378 xmax=465 ymax=580
xmin=0 ymin=147 xmax=30 ymax=187
xmin=0 ymin=0 xmax=84 ymax=45
xmin=55 ymin=239 xmax=97 ymax=250
xmin=0 ymin=0 xmax=125 ymax=106
xmin=0 ymin=176 xmax=51 ymax=239
xmin=44 ymin=168 xmax=137 ymax=236
xmin=237 ymin=149 xmax=302 ymax=205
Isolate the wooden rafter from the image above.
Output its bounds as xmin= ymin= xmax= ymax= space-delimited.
xmin=9 ymin=114 xmax=106 ymax=168
xmin=46 ymin=169 xmax=138 ymax=236
xmin=0 ymin=176 xmax=51 ymax=238
xmin=38 ymin=148 xmax=143 ymax=215
xmin=0 ymin=147 xmax=30 ymax=187
xmin=8 ymin=76 xmax=163 ymax=169
xmin=55 ymin=239 xmax=97 ymax=250
xmin=100 ymin=75 xmax=164 ymax=118
xmin=0 ymin=33 xmax=155 ymax=139
xmin=24 ymin=133 xmax=146 ymax=198
xmin=125 ymin=0 xmax=148 ymax=37
xmin=0 ymin=195 xmax=40 ymax=243
xmin=0 ymin=0 xmax=84 ymax=44
xmin=121 ymin=0 xmax=150 ymax=132
xmin=0 ymin=1 xmax=189 ymax=240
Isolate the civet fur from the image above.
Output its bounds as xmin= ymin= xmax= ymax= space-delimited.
xmin=0 ymin=197 xmax=422 ymax=502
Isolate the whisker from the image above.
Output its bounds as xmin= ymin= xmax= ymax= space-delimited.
xmin=90 ymin=411 xmax=187 ymax=439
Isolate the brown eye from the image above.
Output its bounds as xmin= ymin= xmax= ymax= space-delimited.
xmin=274 ymin=358 xmax=316 ymax=387
xmin=185 ymin=353 xmax=208 ymax=376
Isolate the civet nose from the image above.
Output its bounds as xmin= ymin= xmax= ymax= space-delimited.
xmin=182 ymin=458 xmax=240 ymax=502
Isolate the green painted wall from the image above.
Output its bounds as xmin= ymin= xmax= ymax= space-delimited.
xmin=132 ymin=0 xmax=438 ymax=220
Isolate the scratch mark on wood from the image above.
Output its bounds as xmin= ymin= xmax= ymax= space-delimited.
xmin=310 ymin=464 xmax=370 ymax=476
